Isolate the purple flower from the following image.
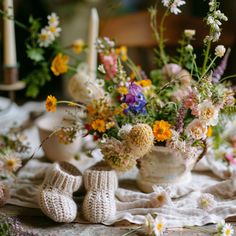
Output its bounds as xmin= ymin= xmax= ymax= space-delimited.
xmin=128 ymin=82 xmax=143 ymax=96
xmin=124 ymin=94 xmax=136 ymax=104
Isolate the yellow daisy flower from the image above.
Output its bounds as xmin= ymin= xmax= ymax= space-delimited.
xmin=117 ymin=86 xmax=128 ymax=95
xmin=45 ymin=95 xmax=57 ymax=112
xmin=51 ymin=53 xmax=69 ymax=76
xmin=153 ymin=120 xmax=172 ymax=142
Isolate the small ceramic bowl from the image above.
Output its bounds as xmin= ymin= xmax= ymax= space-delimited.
xmin=35 ymin=109 xmax=82 ymax=162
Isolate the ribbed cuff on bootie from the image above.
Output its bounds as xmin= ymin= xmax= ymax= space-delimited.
xmin=38 ymin=161 xmax=82 ymax=223
xmin=83 ymin=166 xmax=118 ymax=191
xmin=42 ymin=161 xmax=82 ymax=194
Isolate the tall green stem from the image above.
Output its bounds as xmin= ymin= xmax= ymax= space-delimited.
xmin=202 ymin=40 xmax=211 ymax=75
xmin=159 ymin=9 xmax=169 ymax=65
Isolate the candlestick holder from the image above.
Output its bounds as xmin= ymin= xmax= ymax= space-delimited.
xmin=0 ymin=65 xmax=25 ymax=101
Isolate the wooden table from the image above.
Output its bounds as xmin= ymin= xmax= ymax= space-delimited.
xmin=2 ymin=205 xmax=236 ymax=236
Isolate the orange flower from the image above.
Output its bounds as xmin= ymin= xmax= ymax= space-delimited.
xmin=153 ymin=120 xmax=172 ymax=142
xmin=51 ymin=53 xmax=69 ymax=76
xmin=45 ymin=95 xmax=57 ymax=112
xmin=71 ymin=39 xmax=85 ymax=54
xmin=136 ymin=79 xmax=152 ymax=87
xmin=91 ymin=119 xmax=106 ymax=133
xmin=116 ymin=46 xmax=128 ymax=61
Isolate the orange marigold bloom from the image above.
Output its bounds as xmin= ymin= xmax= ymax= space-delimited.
xmin=136 ymin=79 xmax=152 ymax=87
xmin=153 ymin=120 xmax=172 ymax=142
xmin=45 ymin=95 xmax=57 ymax=112
xmin=91 ymin=119 xmax=106 ymax=133
xmin=51 ymin=53 xmax=69 ymax=76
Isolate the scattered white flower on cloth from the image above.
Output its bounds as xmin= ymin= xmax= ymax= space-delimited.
xmin=148 ymin=186 xmax=173 ymax=208
xmin=215 ymin=45 xmax=226 ymax=58
xmin=215 ymin=220 xmax=234 ymax=236
xmin=162 ymin=0 xmax=186 ymax=15
xmin=198 ymin=193 xmax=217 ymax=211
xmin=0 ymin=150 xmax=22 ymax=172
xmin=143 ymin=213 xmax=167 ymax=236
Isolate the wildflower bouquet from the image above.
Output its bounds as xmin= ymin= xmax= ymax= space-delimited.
xmin=46 ymin=0 xmax=235 ymax=173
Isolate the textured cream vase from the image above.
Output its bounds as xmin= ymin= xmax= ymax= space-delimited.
xmin=137 ymin=146 xmax=197 ymax=193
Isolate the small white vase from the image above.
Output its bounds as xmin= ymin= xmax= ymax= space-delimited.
xmin=136 ymin=146 xmax=198 ymax=193
xmin=35 ymin=109 xmax=82 ymax=162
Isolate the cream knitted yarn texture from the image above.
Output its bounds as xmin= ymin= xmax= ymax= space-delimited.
xmin=83 ymin=164 xmax=118 ymax=223
xmin=38 ymin=161 xmax=82 ymax=223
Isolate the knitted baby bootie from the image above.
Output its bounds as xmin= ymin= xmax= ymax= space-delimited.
xmin=82 ymin=164 xmax=118 ymax=223
xmin=38 ymin=161 xmax=82 ymax=223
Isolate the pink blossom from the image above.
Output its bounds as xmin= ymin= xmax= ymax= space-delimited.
xmin=99 ymin=51 xmax=118 ymax=80
xmin=225 ymin=153 xmax=236 ymax=165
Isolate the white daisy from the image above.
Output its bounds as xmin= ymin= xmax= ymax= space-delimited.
xmin=198 ymin=193 xmax=217 ymax=211
xmin=222 ymin=223 xmax=234 ymax=236
xmin=47 ymin=12 xmax=59 ymax=26
xmin=153 ymin=215 xmax=167 ymax=236
xmin=149 ymin=186 xmax=173 ymax=208
xmin=38 ymin=28 xmax=54 ymax=47
xmin=1 ymin=151 xmax=22 ymax=172
xmin=45 ymin=25 xmax=61 ymax=39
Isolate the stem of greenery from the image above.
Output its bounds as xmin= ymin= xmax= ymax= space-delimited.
xmin=121 ymin=227 xmax=142 ymax=236
xmin=126 ymin=58 xmax=142 ymax=81
xmin=219 ymin=74 xmax=236 ymax=83
xmin=200 ymin=56 xmax=218 ymax=80
xmin=202 ymin=39 xmax=212 ymax=75
xmin=0 ymin=9 xmax=29 ymax=31
xmin=57 ymin=101 xmax=86 ymax=109
xmin=159 ymin=9 xmax=169 ymax=65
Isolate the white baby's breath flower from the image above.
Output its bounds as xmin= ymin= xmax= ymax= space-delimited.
xmin=215 ymin=45 xmax=226 ymax=58
xmin=47 ymin=12 xmax=59 ymax=26
xmin=98 ymin=64 xmax=106 ymax=74
xmin=38 ymin=28 xmax=54 ymax=47
xmin=222 ymin=223 xmax=234 ymax=236
xmin=198 ymin=100 xmax=219 ymax=126
xmin=198 ymin=193 xmax=217 ymax=211
xmin=184 ymin=29 xmax=196 ymax=38
xmin=118 ymin=124 xmax=133 ymax=139
xmin=153 ymin=215 xmax=167 ymax=236
xmin=45 ymin=25 xmax=61 ymax=38
xmin=186 ymin=119 xmax=207 ymax=140
xmin=162 ymin=0 xmax=186 ymax=15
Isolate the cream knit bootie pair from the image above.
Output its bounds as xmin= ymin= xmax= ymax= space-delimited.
xmin=83 ymin=164 xmax=118 ymax=223
xmin=38 ymin=161 xmax=82 ymax=223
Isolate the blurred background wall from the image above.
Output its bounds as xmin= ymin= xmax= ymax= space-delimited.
xmin=0 ymin=0 xmax=235 ymax=101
